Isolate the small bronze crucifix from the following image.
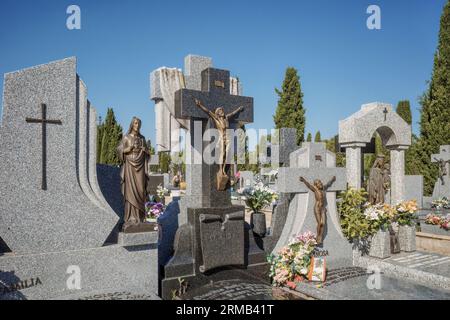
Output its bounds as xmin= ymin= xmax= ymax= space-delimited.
xmin=26 ymin=103 xmax=62 ymax=190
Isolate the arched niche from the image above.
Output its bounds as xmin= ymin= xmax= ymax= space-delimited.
xmin=338 ymin=102 xmax=412 ymax=204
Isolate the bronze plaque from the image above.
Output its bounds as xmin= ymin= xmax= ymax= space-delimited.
xmin=214 ymin=80 xmax=225 ymax=89
xmin=198 ymin=211 xmax=245 ymax=273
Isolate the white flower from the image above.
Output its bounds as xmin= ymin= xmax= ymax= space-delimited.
xmin=364 ymin=206 xmax=382 ymax=221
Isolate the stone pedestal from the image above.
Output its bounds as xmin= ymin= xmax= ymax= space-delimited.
xmin=398 ymin=225 xmax=416 ymax=252
xmin=160 ymin=205 xmax=266 ymax=300
xmin=369 ymin=229 xmax=391 ymax=259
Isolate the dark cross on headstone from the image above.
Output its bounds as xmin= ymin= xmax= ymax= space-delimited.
xmin=174 ymin=68 xmax=253 ymax=123
xmin=174 ymin=68 xmax=253 ymax=191
xmin=383 ymin=107 xmax=388 ymax=121
xmin=26 ymin=103 xmax=62 ymax=190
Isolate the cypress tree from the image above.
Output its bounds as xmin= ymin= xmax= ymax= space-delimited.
xmin=96 ymin=116 xmax=104 ymax=163
xmin=413 ymin=2 xmax=450 ymax=195
xmin=306 ymin=133 xmax=312 ymax=142
xmin=314 ymin=131 xmax=321 ymax=142
xmin=100 ymin=108 xmax=123 ymax=165
xmin=396 ymin=100 xmax=412 ymax=125
xmin=273 ymin=67 xmax=306 ymax=145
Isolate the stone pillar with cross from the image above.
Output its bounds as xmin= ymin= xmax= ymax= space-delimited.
xmin=431 ymin=145 xmax=450 ymax=198
xmin=275 ymin=143 xmax=353 ymax=265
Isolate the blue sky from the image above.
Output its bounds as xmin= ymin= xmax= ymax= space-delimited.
xmin=0 ymin=0 xmax=446 ymax=145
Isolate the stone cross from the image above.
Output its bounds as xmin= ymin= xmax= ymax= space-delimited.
xmin=277 ymin=143 xmax=347 ymax=194
xmin=432 ymin=145 xmax=450 ymax=185
xmin=25 ymin=103 xmax=62 ymax=190
xmin=431 ymin=145 xmax=450 ymax=199
xmin=174 ymin=67 xmax=253 ymax=206
xmin=275 ymin=143 xmax=352 ymax=264
xmin=174 ymin=68 xmax=253 ymax=123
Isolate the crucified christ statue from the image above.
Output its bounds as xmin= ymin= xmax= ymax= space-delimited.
xmin=434 ymin=157 xmax=450 ymax=186
xmin=195 ymin=98 xmax=244 ymax=191
xmin=299 ymin=176 xmax=336 ymax=244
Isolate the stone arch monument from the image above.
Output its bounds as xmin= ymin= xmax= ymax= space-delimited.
xmin=339 ymin=102 xmax=412 ymax=204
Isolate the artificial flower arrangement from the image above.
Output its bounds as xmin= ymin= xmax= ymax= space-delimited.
xmin=425 ymin=213 xmax=450 ymax=231
xmin=145 ymin=201 xmax=165 ymax=222
xmin=267 ymin=231 xmax=319 ymax=289
xmin=237 ymin=182 xmax=278 ymax=213
xmin=431 ymin=197 xmax=450 ymax=210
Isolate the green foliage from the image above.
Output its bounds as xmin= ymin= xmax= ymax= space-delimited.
xmin=396 ymin=100 xmax=412 ymax=125
xmin=306 ymin=133 xmax=312 ymax=142
xmin=325 ymin=135 xmax=345 ymax=167
xmin=159 ymin=152 xmax=171 ymax=173
xmin=338 ymin=188 xmax=376 ymax=241
xmin=96 ymin=116 xmax=104 ymax=162
xmin=273 ymin=67 xmax=306 ymax=145
xmin=410 ymin=2 xmax=450 ymax=195
xmin=314 ymin=131 xmax=321 ymax=142
xmin=98 ymin=108 xmax=123 ymax=165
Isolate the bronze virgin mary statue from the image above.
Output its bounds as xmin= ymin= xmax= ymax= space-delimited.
xmin=368 ymin=155 xmax=390 ymax=205
xmin=117 ymin=117 xmax=150 ymax=232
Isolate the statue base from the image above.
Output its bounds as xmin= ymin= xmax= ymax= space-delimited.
xmin=122 ymin=222 xmax=158 ymax=234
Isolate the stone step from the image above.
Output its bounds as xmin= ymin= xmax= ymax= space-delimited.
xmin=118 ymin=231 xmax=158 ymax=247
xmin=354 ymin=250 xmax=450 ymax=291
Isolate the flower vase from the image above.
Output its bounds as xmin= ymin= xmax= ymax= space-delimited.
xmin=398 ymin=225 xmax=416 ymax=252
xmin=251 ymin=211 xmax=266 ymax=237
xmin=369 ymin=228 xmax=391 ymax=259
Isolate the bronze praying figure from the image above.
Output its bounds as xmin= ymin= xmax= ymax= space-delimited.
xmin=117 ymin=117 xmax=150 ymax=232
xmin=299 ymin=176 xmax=336 ymax=244
xmin=194 ymin=98 xmax=244 ymax=191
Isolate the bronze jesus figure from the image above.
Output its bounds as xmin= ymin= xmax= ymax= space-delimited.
xmin=299 ymin=176 xmax=336 ymax=244
xmin=194 ymin=98 xmax=244 ymax=191
xmin=117 ymin=117 xmax=150 ymax=231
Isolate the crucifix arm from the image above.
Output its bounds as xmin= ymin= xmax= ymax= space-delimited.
xmin=299 ymin=176 xmax=315 ymax=192
xmin=194 ymin=98 xmax=215 ymax=119
xmin=325 ymin=176 xmax=336 ymax=189
xmin=226 ymin=106 xmax=244 ymax=119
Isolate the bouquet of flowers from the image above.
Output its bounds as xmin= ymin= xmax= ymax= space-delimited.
xmin=237 ymin=182 xmax=278 ymax=213
xmin=431 ymin=197 xmax=450 ymax=210
xmin=145 ymin=201 xmax=165 ymax=222
xmin=157 ymin=184 xmax=169 ymax=200
xmin=425 ymin=213 xmax=450 ymax=231
xmin=268 ymin=231 xmax=317 ymax=289
xmin=362 ymin=203 xmax=391 ymax=231
xmin=394 ymin=200 xmax=418 ymax=226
